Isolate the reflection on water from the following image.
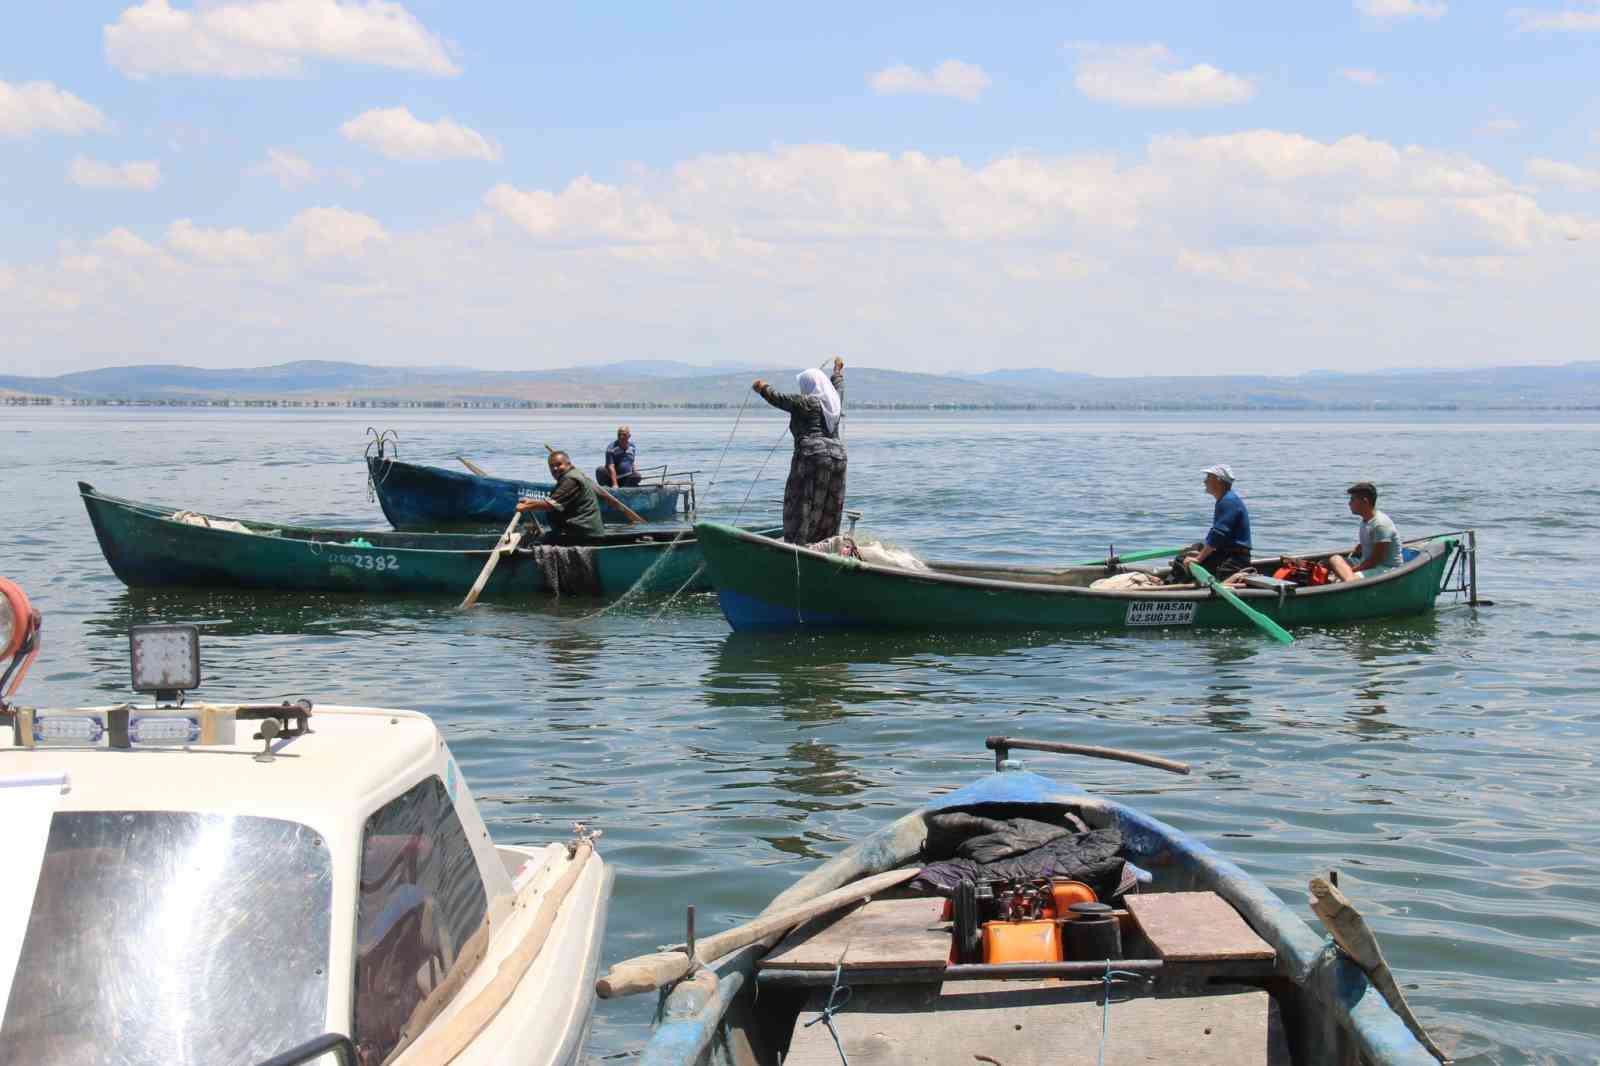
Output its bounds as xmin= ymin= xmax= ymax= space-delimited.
xmin=5 ymin=409 xmax=1600 ymax=1064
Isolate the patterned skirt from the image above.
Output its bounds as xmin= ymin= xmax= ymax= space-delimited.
xmin=782 ymin=438 xmax=848 ymax=544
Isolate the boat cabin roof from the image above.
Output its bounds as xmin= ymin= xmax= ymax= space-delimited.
xmin=1 ymin=704 xmax=448 ymax=824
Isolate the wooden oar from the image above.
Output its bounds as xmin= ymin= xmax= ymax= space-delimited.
xmin=596 ymin=866 xmax=919 ymax=998
xmin=1186 ymin=559 xmax=1294 ymax=644
xmin=1309 ymin=876 xmax=1453 ymax=1064
xmin=1073 ymin=544 xmax=1190 ymax=567
xmin=457 ymin=456 xmax=489 ymax=477
xmin=541 ymin=443 xmax=645 ymax=524
xmin=460 ymin=512 xmax=522 ymax=609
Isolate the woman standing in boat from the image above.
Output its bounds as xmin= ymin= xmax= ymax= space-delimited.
xmin=752 ymin=357 xmax=846 ymax=544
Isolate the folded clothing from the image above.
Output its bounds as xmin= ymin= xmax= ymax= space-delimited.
xmin=913 ymin=816 xmax=1129 ymax=902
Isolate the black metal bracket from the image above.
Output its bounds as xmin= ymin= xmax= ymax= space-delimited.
xmin=239 ymin=699 xmax=313 ymax=740
xmin=250 ymin=1032 xmax=358 ymax=1066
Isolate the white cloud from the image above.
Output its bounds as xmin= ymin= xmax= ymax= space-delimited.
xmin=1479 ymin=117 xmax=1521 ymax=135
xmin=1340 ymin=68 xmax=1383 ymax=85
xmin=288 ymin=206 xmax=389 ymax=259
xmin=95 ymin=228 xmax=161 ymax=257
xmin=69 ymin=157 xmax=162 ymax=190
xmin=1357 ymin=0 xmax=1447 ymax=19
xmin=1178 ymin=248 xmax=1312 ymax=292
xmin=167 ymin=218 xmax=278 ymax=264
xmin=340 ymin=107 xmax=499 ymax=161
xmin=1513 ymin=4 xmax=1600 ymax=31
xmin=105 ymin=0 xmax=457 ymax=79
xmin=869 ymin=60 xmax=991 ymax=102
xmin=485 ymin=178 xmax=685 ymax=245
xmin=261 ymin=148 xmax=316 ymax=187
xmin=8 ymin=131 xmax=1599 ymax=375
xmin=1526 ymin=157 xmax=1600 ymax=191
xmin=0 ymin=80 xmax=107 ymax=138
xmin=1074 ymin=44 xmax=1254 ymax=109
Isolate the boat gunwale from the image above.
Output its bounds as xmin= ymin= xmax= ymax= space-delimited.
xmin=79 ymin=482 xmax=731 ymax=560
xmin=367 ymin=455 xmax=696 ymax=496
xmin=696 ymin=520 xmax=1457 ymax=603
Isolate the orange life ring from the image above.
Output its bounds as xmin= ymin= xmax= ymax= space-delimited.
xmin=0 ymin=577 xmax=41 ymax=700
xmin=0 ymin=578 xmax=30 ymax=660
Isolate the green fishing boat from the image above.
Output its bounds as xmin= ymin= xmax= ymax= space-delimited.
xmin=694 ymin=521 xmax=1472 ymax=633
xmin=79 ymin=483 xmax=754 ymax=600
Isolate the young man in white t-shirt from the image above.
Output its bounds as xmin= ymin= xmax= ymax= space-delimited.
xmin=1329 ymin=481 xmax=1403 ymax=581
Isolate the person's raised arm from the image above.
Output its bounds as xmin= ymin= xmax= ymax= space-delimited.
xmin=753 ymin=378 xmax=803 ymax=413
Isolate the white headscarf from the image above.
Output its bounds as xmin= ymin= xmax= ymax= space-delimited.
xmin=797 ymin=368 xmax=841 ymax=435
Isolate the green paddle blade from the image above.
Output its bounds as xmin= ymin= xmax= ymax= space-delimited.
xmin=1186 ymin=560 xmax=1295 ymax=645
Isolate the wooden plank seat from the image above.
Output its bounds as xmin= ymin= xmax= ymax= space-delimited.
xmin=784 ymin=980 xmax=1290 ymax=1066
xmin=760 ymin=896 xmax=950 ymax=972
xmin=1124 ymin=892 xmax=1275 ymax=976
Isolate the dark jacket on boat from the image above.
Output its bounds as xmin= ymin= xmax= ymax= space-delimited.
xmin=756 ymin=368 xmax=845 ymax=444
xmin=543 ymin=469 xmax=604 ymax=541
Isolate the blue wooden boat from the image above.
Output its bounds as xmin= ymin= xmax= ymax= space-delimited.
xmin=603 ymin=736 xmax=1445 ymax=1066
xmin=367 ymin=456 xmax=691 ymax=530
xmin=80 ymin=482 xmax=756 ymax=600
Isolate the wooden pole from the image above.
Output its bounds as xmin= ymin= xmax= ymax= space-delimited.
xmin=542 ymin=443 xmax=645 ymax=524
xmin=402 ymin=843 xmax=595 ymax=1064
xmin=460 ymin=512 xmax=522 ymax=608
xmin=457 ymin=456 xmax=490 ymax=477
xmin=595 ymin=866 xmax=919 ymax=998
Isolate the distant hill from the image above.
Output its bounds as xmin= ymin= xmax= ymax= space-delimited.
xmin=3 ymin=358 xmax=1599 ymax=409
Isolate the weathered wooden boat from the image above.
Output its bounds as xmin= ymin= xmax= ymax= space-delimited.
xmin=694 ymin=521 xmax=1471 ymax=633
xmin=80 ymin=483 xmax=755 ymax=600
xmin=603 ymin=736 xmax=1447 ymax=1066
xmin=367 ymin=456 xmax=692 ymax=530
xmin=0 ymin=588 xmax=610 ymax=1066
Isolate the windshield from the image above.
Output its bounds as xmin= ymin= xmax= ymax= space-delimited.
xmin=0 ymin=811 xmax=332 ymax=1066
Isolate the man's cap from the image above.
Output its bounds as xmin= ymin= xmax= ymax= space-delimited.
xmin=1202 ymin=463 xmax=1235 ymax=483
xmin=1346 ymin=480 xmax=1378 ymax=499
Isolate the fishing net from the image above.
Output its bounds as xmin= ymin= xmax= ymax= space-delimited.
xmin=808 ymin=535 xmax=929 ymax=572
xmin=529 ymin=545 xmax=599 ymax=596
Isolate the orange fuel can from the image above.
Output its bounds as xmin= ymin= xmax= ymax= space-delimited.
xmin=981 ymin=919 xmax=1063 ymax=964
xmin=1050 ymin=880 xmax=1097 ymax=916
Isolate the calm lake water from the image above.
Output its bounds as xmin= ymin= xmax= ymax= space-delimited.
xmin=2 ymin=406 xmax=1598 ymax=1063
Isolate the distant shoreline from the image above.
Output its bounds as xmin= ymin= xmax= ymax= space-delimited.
xmin=5 ymin=395 xmax=1599 ymax=412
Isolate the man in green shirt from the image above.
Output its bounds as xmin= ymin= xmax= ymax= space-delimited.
xmin=516 ymin=450 xmax=605 ymax=543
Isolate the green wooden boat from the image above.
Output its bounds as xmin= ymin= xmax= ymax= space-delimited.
xmin=694 ymin=520 xmax=1466 ymax=633
xmin=79 ymin=482 xmax=753 ymax=600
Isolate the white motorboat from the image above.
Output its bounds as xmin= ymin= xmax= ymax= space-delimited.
xmin=0 ymin=578 xmax=611 ymax=1066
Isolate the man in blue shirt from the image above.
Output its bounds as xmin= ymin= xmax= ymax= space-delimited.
xmin=1172 ymin=463 xmax=1253 ymax=581
xmin=595 ymin=425 xmax=641 ymax=488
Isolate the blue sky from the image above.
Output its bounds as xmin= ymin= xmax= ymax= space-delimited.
xmin=3 ymin=1 xmax=1598 ymax=376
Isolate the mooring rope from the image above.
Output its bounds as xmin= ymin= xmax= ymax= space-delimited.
xmin=1098 ymin=961 xmax=1151 ymax=1066
xmin=801 ymin=958 xmax=853 ymax=1066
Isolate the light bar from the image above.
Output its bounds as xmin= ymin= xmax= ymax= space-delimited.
xmin=32 ymin=715 xmax=105 ymax=744
xmin=129 ymin=624 xmax=201 ymax=695
xmin=128 ymin=715 xmax=201 ymax=745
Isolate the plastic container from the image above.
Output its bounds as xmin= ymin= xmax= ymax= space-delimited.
xmin=982 ymin=919 xmax=1063 ymax=964
xmin=1064 ymin=902 xmax=1121 ymax=960
xmin=1050 ymin=880 xmax=1097 ymax=917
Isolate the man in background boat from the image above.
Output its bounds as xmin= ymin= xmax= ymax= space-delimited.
xmin=1170 ymin=464 xmax=1253 ymax=582
xmin=596 ymin=426 xmax=642 ymax=489
xmin=1328 ymin=481 xmax=1402 ymax=581
xmin=517 ymin=451 xmax=605 ymax=544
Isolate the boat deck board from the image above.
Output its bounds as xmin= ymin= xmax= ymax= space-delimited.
xmin=761 ymin=896 xmax=949 ymax=970
xmin=785 ymin=980 xmax=1288 ymax=1066
xmin=1125 ymin=892 xmax=1276 ymax=963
